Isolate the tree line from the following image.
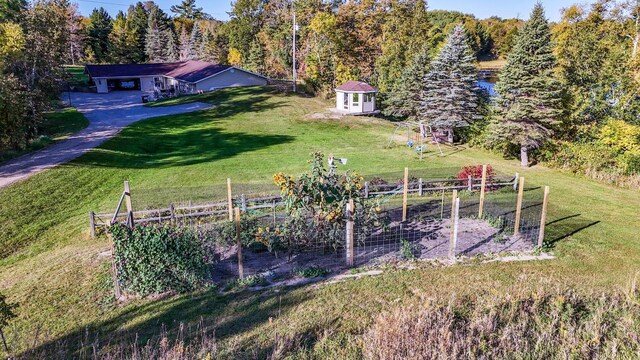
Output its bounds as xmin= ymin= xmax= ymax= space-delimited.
xmin=387 ymin=1 xmax=640 ymax=181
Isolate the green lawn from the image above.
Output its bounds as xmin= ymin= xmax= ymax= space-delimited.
xmin=63 ymin=65 xmax=88 ymax=86
xmin=0 ymin=86 xmax=639 ymax=357
xmin=0 ymin=107 xmax=89 ymax=163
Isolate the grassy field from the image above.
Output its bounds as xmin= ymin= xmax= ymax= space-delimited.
xmin=63 ymin=65 xmax=89 ymax=86
xmin=0 ymin=108 xmax=89 ymax=163
xmin=0 ymin=87 xmax=639 ymax=357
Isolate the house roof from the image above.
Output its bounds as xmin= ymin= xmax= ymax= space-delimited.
xmin=85 ymin=60 xmax=239 ymax=83
xmin=336 ymin=80 xmax=377 ymax=92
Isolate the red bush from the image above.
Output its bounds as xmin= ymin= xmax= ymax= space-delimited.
xmin=457 ymin=165 xmax=495 ymax=181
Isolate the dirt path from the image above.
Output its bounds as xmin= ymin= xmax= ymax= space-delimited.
xmin=0 ymin=91 xmax=212 ymax=188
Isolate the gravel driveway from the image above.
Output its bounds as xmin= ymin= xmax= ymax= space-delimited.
xmin=0 ymin=91 xmax=212 ymax=188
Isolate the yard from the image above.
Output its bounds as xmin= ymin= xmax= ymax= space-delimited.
xmin=0 ymin=86 xmax=639 ymax=357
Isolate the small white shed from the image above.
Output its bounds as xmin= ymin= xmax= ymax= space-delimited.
xmin=335 ymin=80 xmax=377 ymax=115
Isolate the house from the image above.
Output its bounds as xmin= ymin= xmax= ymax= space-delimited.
xmin=335 ymin=80 xmax=378 ymax=115
xmin=84 ymin=60 xmax=268 ymax=94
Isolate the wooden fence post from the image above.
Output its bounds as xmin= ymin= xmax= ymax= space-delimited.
xmin=241 ymin=194 xmax=247 ymax=212
xmin=89 ymin=211 xmax=96 ymax=238
xmin=364 ymin=181 xmax=369 ymax=198
xmin=227 ymin=178 xmax=233 ymax=221
xmin=170 ymin=203 xmax=176 ymax=223
xmin=537 ymin=186 xmax=550 ymax=248
xmin=124 ymin=181 xmax=134 ymax=228
xmin=402 ymin=167 xmax=409 ymax=222
xmin=514 ymin=177 xmax=525 ymax=236
xmin=449 ymin=192 xmax=459 ymax=260
xmin=235 ymin=207 xmax=244 ymax=279
xmin=346 ymin=199 xmax=355 ymax=267
xmin=468 ymin=175 xmax=472 ymax=192
xmin=418 ymin=178 xmax=423 ymax=196
xmin=478 ymin=165 xmax=487 ymax=217
xmin=513 ymin=172 xmax=519 ymax=191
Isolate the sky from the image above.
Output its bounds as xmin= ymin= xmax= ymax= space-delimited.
xmin=74 ymin=0 xmax=581 ymax=21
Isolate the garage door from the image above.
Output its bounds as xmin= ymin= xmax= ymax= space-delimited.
xmin=107 ymin=78 xmax=141 ymax=91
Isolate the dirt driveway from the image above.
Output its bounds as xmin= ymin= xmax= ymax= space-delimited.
xmin=0 ymin=91 xmax=212 ymax=188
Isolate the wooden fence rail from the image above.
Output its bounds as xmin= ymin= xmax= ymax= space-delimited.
xmin=90 ymin=172 xmax=518 ymax=236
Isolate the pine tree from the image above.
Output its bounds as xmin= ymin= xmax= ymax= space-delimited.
xmin=418 ymin=24 xmax=481 ymax=142
xmin=86 ymin=7 xmax=112 ymax=63
xmin=489 ymin=3 xmax=563 ymax=167
xmin=383 ymin=45 xmax=431 ymax=120
xmin=245 ymin=39 xmax=264 ymax=73
xmin=165 ymin=29 xmax=179 ymax=61
xmin=126 ymin=2 xmax=148 ymax=63
xmin=178 ymin=27 xmax=190 ymax=60
xmin=145 ymin=5 xmax=171 ymax=62
xmin=170 ymin=0 xmax=204 ymax=20
xmin=189 ymin=21 xmax=203 ymax=60
xmin=109 ymin=11 xmax=136 ymax=63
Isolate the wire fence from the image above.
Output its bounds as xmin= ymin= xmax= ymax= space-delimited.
xmin=92 ymin=168 xmax=548 ymax=282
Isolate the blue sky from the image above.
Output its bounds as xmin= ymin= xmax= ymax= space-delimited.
xmin=75 ymin=0 xmax=580 ymax=21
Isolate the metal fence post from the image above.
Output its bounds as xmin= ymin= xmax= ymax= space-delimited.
xmin=89 ymin=211 xmax=96 ymax=238
xmin=235 ymin=207 xmax=244 ymax=279
xmin=402 ymin=167 xmax=409 ymax=222
xmin=227 ymin=178 xmax=233 ymax=221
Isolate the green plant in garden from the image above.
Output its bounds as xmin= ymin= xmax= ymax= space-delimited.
xmin=270 ymin=152 xmax=383 ymax=255
xmin=226 ymin=274 xmax=268 ymax=291
xmin=0 ymin=292 xmax=17 ymax=352
xmin=295 ymin=266 xmax=331 ymax=278
xmin=111 ymin=224 xmax=210 ymax=296
xmin=400 ymin=239 xmax=416 ymax=260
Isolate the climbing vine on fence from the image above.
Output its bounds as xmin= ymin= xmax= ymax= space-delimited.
xmin=264 ymin=152 xmax=383 ymax=254
xmin=111 ymin=224 xmax=210 ymax=296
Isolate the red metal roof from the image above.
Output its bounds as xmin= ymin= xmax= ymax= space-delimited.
xmin=335 ymin=80 xmax=377 ymax=92
xmin=84 ymin=60 xmax=235 ymax=83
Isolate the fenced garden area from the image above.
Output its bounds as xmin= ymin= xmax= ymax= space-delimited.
xmin=91 ymin=153 xmax=551 ymax=297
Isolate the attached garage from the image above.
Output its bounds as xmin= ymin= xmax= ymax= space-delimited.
xmin=85 ymin=61 xmax=268 ymax=94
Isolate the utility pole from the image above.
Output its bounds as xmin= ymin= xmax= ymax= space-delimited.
xmin=292 ymin=11 xmax=297 ymax=93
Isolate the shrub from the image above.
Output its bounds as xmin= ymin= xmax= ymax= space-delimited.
xmin=363 ymin=290 xmax=640 ymax=359
xmin=199 ymin=217 xmax=262 ymax=248
xmin=456 ymin=164 xmax=495 ymax=181
xmin=111 ymin=224 xmax=210 ymax=296
xmin=294 ymin=266 xmax=331 ymax=278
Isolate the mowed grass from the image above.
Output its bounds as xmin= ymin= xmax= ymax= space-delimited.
xmin=0 ymin=107 xmax=89 ymax=163
xmin=63 ymin=65 xmax=89 ymax=86
xmin=0 ymin=86 xmax=639 ymax=357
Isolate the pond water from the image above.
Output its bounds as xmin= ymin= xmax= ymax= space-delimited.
xmin=478 ymin=78 xmax=497 ymax=97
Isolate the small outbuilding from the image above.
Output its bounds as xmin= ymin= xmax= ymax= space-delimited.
xmin=335 ymin=80 xmax=378 ymax=115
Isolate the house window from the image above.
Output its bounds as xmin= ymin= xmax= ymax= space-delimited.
xmin=353 ymin=93 xmax=359 ymax=106
xmin=343 ymin=93 xmax=349 ymax=109
xmin=364 ymin=93 xmax=373 ymax=102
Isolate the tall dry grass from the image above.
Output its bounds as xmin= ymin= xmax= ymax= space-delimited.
xmin=363 ymin=289 xmax=640 ymax=360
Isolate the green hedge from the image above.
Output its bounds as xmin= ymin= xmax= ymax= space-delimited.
xmin=111 ymin=224 xmax=209 ymax=296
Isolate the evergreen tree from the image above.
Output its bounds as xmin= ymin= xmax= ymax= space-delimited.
xmin=126 ymin=2 xmax=148 ymax=63
xmin=109 ymin=11 xmax=136 ymax=63
xmin=165 ymin=28 xmax=179 ymax=61
xmin=189 ymin=21 xmax=203 ymax=59
xmin=170 ymin=0 xmax=204 ymax=20
xmin=86 ymin=7 xmax=112 ymax=63
xmin=418 ymin=25 xmax=481 ymax=142
xmin=145 ymin=4 xmax=171 ymax=62
xmin=178 ymin=27 xmax=190 ymax=60
xmin=489 ymin=3 xmax=563 ymax=167
xmin=245 ymin=38 xmax=265 ymax=73
xmin=383 ymin=45 xmax=431 ymax=120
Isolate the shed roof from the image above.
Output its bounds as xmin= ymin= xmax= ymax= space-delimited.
xmin=85 ymin=60 xmax=235 ymax=83
xmin=336 ymin=80 xmax=377 ymax=92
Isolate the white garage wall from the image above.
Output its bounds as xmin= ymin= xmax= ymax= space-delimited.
xmin=195 ymin=68 xmax=267 ymax=92
xmin=95 ymin=78 xmax=108 ymax=93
